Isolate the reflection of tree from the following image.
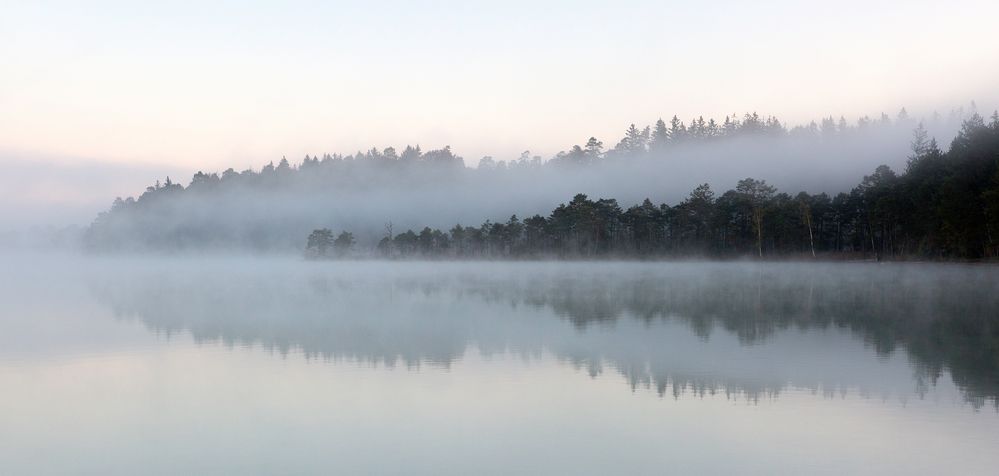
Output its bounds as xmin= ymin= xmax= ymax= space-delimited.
xmin=97 ymin=274 xmax=468 ymax=368
xmin=91 ymin=263 xmax=999 ymax=407
xmin=501 ymin=265 xmax=999 ymax=407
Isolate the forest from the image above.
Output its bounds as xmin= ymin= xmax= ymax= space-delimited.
xmin=308 ymin=113 xmax=999 ymax=260
xmin=85 ymin=109 xmax=999 ymax=259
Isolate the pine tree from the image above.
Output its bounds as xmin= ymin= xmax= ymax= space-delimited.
xmin=651 ymin=118 xmax=670 ymax=151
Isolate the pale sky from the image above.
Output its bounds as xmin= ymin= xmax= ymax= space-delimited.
xmin=2 ymin=0 xmax=999 ymax=226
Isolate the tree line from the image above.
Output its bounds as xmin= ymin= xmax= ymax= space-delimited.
xmin=308 ymin=113 xmax=999 ymax=260
xmin=94 ymin=106 xmax=959 ymax=203
xmin=85 ymin=105 xmax=991 ymax=254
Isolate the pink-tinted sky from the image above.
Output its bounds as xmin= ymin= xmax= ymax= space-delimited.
xmin=2 ymin=0 xmax=998 ymax=226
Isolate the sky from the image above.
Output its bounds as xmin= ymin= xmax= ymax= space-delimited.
xmin=2 ymin=0 xmax=999 ymax=227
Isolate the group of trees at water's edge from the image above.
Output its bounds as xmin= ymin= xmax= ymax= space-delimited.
xmin=83 ymin=105 xmax=996 ymax=256
xmin=308 ymin=113 xmax=999 ymax=260
xmin=305 ymin=229 xmax=355 ymax=258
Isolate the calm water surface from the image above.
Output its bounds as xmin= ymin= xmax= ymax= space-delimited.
xmin=1 ymin=256 xmax=998 ymax=475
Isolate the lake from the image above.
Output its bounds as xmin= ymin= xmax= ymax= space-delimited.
xmin=1 ymin=256 xmax=998 ymax=475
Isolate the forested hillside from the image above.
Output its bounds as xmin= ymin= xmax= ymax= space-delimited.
xmin=320 ymin=113 xmax=998 ymax=260
xmin=85 ymin=109 xmax=998 ymax=258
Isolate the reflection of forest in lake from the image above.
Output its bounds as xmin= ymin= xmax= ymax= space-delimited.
xmin=92 ymin=261 xmax=999 ymax=408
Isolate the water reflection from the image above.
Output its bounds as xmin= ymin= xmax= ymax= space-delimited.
xmin=90 ymin=261 xmax=999 ymax=408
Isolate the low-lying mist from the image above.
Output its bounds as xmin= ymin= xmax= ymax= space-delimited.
xmin=5 ymin=254 xmax=996 ymax=406
xmin=78 ymin=110 xmax=974 ymax=252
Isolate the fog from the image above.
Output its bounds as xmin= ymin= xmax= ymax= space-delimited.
xmin=4 ymin=253 xmax=998 ymax=474
xmin=65 ymin=111 xmax=975 ymax=252
xmin=5 ymin=254 xmax=996 ymax=407
xmin=0 ymin=151 xmax=187 ymax=237
xmin=5 ymin=4 xmax=999 ymax=473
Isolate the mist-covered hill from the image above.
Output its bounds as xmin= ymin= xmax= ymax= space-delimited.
xmin=84 ymin=108 xmax=980 ymax=253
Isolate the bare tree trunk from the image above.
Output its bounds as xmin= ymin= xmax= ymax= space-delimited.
xmin=806 ymin=213 xmax=815 ymax=258
xmin=384 ymin=221 xmax=394 ymax=255
xmin=799 ymin=200 xmax=816 ymax=258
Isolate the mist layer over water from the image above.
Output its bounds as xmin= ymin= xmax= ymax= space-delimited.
xmin=79 ymin=116 xmax=969 ymax=251
xmin=1 ymin=256 xmax=998 ymax=475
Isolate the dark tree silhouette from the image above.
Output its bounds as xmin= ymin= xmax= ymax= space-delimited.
xmin=84 ymin=106 xmax=999 ymax=259
xmin=305 ymin=228 xmax=334 ymax=258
